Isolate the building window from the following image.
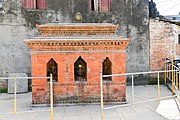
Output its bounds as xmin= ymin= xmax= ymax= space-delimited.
xmin=178 ymin=34 xmax=180 ymax=44
xmin=90 ymin=0 xmax=95 ymax=11
xmin=23 ymin=0 xmax=46 ymax=9
xmin=90 ymin=0 xmax=110 ymax=12
xmin=47 ymin=58 xmax=58 ymax=82
xmin=74 ymin=56 xmax=87 ymax=81
xmin=102 ymin=57 xmax=112 ymax=81
xmin=100 ymin=0 xmax=110 ymax=12
xmin=0 ymin=0 xmax=3 ymax=9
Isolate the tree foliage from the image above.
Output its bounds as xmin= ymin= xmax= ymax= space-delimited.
xmin=149 ymin=0 xmax=160 ymax=18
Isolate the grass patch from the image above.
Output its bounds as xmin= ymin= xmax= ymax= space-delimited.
xmin=0 ymin=87 xmax=7 ymax=93
xmin=28 ymin=86 xmax=32 ymax=92
xmin=148 ymin=75 xmax=164 ymax=85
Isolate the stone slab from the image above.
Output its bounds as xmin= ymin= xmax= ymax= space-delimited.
xmin=8 ymin=73 xmax=28 ymax=94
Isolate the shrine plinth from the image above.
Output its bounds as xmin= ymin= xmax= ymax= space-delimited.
xmin=24 ymin=23 xmax=130 ymax=104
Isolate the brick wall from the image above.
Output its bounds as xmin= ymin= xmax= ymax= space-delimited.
xmin=176 ymin=44 xmax=180 ymax=56
xmin=31 ymin=52 xmax=126 ymax=104
xmin=150 ymin=19 xmax=179 ymax=71
xmin=0 ymin=80 xmax=7 ymax=88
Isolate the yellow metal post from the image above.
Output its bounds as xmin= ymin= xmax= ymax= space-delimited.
xmin=13 ymin=77 xmax=17 ymax=114
xmin=164 ymin=62 xmax=167 ymax=85
xmin=167 ymin=64 xmax=169 ymax=78
xmin=179 ymin=70 xmax=180 ymax=104
xmin=172 ymin=59 xmax=174 ymax=95
xmin=50 ymin=74 xmax=53 ymax=120
xmin=176 ymin=71 xmax=178 ymax=89
xmin=132 ymin=74 xmax=135 ymax=103
xmin=169 ymin=64 xmax=170 ymax=79
xmin=179 ymin=70 xmax=180 ymax=91
xmin=100 ymin=73 xmax=104 ymax=120
xmin=174 ymin=67 xmax=176 ymax=87
xmin=158 ymin=72 xmax=160 ymax=100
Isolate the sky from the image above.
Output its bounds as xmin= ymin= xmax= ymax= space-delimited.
xmin=152 ymin=0 xmax=180 ymax=15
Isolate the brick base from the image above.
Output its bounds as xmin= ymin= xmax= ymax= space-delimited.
xmin=32 ymin=82 xmax=126 ymax=104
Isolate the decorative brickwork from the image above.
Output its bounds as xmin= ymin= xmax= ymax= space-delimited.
xmin=36 ymin=23 xmax=118 ymax=36
xmin=25 ymin=39 xmax=129 ymax=52
xmin=24 ymin=23 xmax=129 ymax=104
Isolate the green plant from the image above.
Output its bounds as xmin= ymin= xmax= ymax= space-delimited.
xmin=0 ymin=87 xmax=7 ymax=93
xmin=148 ymin=74 xmax=165 ymax=85
xmin=28 ymin=86 xmax=32 ymax=92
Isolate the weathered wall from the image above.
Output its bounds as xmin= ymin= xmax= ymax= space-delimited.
xmin=0 ymin=0 xmax=149 ymax=85
xmin=177 ymin=44 xmax=180 ymax=57
xmin=0 ymin=0 xmax=36 ymax=79
xmin=150 ymin=19 xmax=180 ymax=71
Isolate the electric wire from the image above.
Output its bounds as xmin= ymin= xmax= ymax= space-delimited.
xmin=153 ymin=0 xmax=180 ymax=14
xmin=155 ymin=0 xmax=177 ymax=3
xmin=158 ymin=0 xmax=179 ymax=8
xmin=162 ymin=1 xmax=180 ymax=13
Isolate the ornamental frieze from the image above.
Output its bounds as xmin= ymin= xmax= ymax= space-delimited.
xmin=36 ymin=24 xmax=118 ymax=31
xmin=40 ymin=30 xmax=115 ymax=36
xmin=30 ymin=47 xmax=126 ymax=52
xmin=26 ymin=40 xmax=129 ymax=47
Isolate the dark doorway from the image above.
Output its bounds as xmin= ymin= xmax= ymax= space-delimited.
xmin=74 ymin=56 xmax=87 ymax=81
xmin=102 ymin=57 xmax=112 ymax=81
xmin=47 ymin=58 xmax=58 ymax=82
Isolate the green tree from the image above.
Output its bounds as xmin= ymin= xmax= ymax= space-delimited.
xmin=149 ymin=0 xmax=160 ymax=18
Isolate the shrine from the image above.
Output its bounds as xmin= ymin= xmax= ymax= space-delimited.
xmin=24 ymin=23 xmax=130 ymax=104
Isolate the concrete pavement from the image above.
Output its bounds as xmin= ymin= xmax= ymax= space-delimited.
xmin=0 ymin=85 xmax=178 ymax=120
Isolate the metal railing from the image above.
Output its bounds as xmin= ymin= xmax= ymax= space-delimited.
xmin=165 ymin=59 xmax=180 ymax=94
xmin=100 ymin=68 xmax=180 ymax=120
xmin=0 ymin=74 xmax=54 ymax=120
xmin=0 ymin=59 xmax=179 ymax=120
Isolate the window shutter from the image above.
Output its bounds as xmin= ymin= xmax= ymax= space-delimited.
xmin=23 ymin=0 xmax=36 ymax=9
xmin=37 ymin=0 xmax=46 ymax=9
xmin=90 ymin=0 xmax=94 ymax=11
xmin=100 ymin=0 xmax=110 ymax=12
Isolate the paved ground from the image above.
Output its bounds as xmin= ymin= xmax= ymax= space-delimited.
xmin=157 ymin=99 xmax=180 ymax=120
xmin=0 ymin=85 xmax=178 ymax=120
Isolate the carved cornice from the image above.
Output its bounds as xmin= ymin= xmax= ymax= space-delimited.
xmin=26 ymin=40 xmax=129 ymax=46
xmin=36 ymin=23 xmax=119 ymax=36
xmin=24 ymin=39 xmax=130 ymax=51
xmin=24 ymin=24 xmax=130 ymax=52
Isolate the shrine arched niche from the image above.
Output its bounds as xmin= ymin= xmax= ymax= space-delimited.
xmin=47 ymin=58 xmax=58 ymax=82
xmin=102 ymin=57 xmax=112 ymax=81
xmin=74 ymin=56 xmax=87 ymax=81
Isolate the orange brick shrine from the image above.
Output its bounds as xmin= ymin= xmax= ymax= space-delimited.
xmin=24 ymin=23 xmax=130 ymax=104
